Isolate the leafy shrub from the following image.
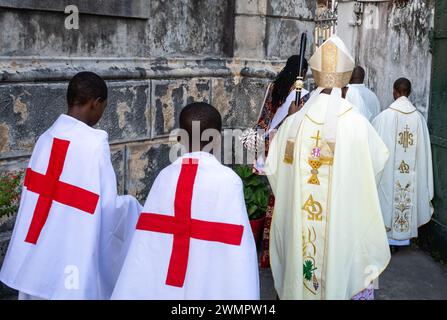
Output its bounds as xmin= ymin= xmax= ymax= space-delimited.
xmin=0 ymin=171 xmax=23 ymax=220
xmin=234 ymin=165 xmax=269 ymax=220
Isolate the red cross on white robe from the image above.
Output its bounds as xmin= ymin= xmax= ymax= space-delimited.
xmin=136 ymin=158 xmax=244 ymax=288
xmin=24 ymin=138 xmax=100 ymax=244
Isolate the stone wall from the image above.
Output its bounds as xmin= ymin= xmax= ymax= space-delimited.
xmin=338 ymin=0 xmax=434 ymax=115
xmin=0 ymin=0 xmax=315 ymax=298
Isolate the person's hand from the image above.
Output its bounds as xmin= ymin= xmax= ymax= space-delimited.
xmin=288 ymin=101 xmax=299 ymax=116
xmin=252 ymin=159 xmax=267 ymax=175
xmin=252 ymin=159 xmax=259 ymax=174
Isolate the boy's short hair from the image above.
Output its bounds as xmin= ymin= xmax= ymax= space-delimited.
xmin=67 ymin=72 xmax=108 ymax=107
xmin=179 ymin=102 xmax=222 ymax=135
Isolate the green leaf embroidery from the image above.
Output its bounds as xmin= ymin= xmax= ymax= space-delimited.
xmin=303 ymin=260 xmax=316 ymax=281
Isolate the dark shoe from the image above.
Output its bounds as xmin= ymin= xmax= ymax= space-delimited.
xmin=390 ymin=245 xmax=400 ymax=254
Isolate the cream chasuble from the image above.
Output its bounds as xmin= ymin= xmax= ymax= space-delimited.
xmin=265 ymin=93 xmax=391 ymax=300
xmin=265 ymin=35 xmax=391 ymax=300
xmin=372 ymin=96 xmax=434 ymax=241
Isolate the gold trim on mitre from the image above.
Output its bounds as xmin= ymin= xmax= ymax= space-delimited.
xmin=322 ymin=42 xmax=337 ymax=73
xmin=311 ymin=70 xmax=353 ymax=89
xmin=309 ymin=36 xmax=355 ymax=88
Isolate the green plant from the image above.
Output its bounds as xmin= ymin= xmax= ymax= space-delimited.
xmin=234 ymin=165 xmax=269 ymax=220
xmin=0 ymin=171 xmax=23 ymax=220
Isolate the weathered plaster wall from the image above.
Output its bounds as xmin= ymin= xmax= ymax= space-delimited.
xmin=235 ymin=0 xmax=315 ymax=59
xmin=355 ymin=0 xmax=433 ymax=114
xmin=0 ymin=1 xmax=237 ymax=58
xmin=0 ymin=0 xmax=315 ymax=298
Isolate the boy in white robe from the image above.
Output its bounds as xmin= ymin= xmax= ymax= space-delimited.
xmin=0 ymin=72 xmax=142 ymax=299
xmin=112 ymin=102 xmax=260 ymax=300
xmin=372 ymin=78 xmax=434 ymax=250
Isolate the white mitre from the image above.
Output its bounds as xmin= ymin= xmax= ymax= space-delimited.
xmin=309 ymin=35 xmax=355 ymax=88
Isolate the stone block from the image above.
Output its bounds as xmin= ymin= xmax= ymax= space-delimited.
xmin=97 ymin=81 xmax=151 ymax=143
xmin=211 ymin=77 xmax=271 ymax=129
xmin=147 ymin=0 xmax=235 ymax=57
xmin=234 ymin=15 xmax=266 ymax=59
xmin=0 ymin=10 xmax=148 ymax=57
xmin=0 ymin=83 xmax=66 ymax=157
xmin=151 ymin=78 xmax=211 ymax=138
xmin=265 ymin=17 xmax=315 ymax=60
xmin=236 ymin=0 xmax=267 ymax=15
xmin=126 ymin=140 xmax=174 ymax=202
xmin=0 ymin=0 xmax=151 ymax=19
xmin=267 ymin=0 xmax=315 ymax=19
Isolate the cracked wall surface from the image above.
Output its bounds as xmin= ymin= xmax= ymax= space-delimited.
xmin=355 ymin=0 xmax=433 ymax=114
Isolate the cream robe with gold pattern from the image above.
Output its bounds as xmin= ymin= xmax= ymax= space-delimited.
xmin=372 ymin=96 xmax=434 ymax=241
xmin=265 ymin=93 xmax=391 ymax=300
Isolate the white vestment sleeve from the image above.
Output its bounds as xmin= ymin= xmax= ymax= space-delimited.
xmin=422 ymin=117 xmax=434 ymax=202
xmin=97 ymin=140 xmax=142 ymax=298
xmin=366 ymin=119 xmax=390 ymax=184
xmin=417 ymin=116 xmax=434 ymax=226
xmin=347 ymin=87 xmax=372 ymax=121
xmin=371 ymin=92 xmax=382 ymax=119
xmin=264 ymin=119 xmax=289 ymax=195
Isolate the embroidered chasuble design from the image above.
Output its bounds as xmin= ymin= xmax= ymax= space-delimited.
xmin=391 ymin=117 xmax=418 ymax=240
xmin=284 ymin=140 xmax=295 ymax=164
xmin=302 ymin=195 xmax=323 ymax=221
xmin=393 ymin=182 xmax=412 ymax=233
xmin=308 ymin=131 xmax=322 ymax=185
xmin=398 ymin=160 xmax=410 ymax=174
xmin=300 ymin=118 xmax=333 ymax=299
xmin=398 ymin=125 xmax=414 ymax=152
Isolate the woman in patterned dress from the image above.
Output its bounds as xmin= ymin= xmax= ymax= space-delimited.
xmin=252 ymin=55 xmax=310 ymax=268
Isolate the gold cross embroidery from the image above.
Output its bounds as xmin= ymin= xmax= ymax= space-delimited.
xmin=308 ymin=131 xmax=323 ymax=185
xmin=311 ymin=131 xmax=321 ymax=148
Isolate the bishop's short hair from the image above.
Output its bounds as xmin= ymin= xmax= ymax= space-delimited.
xmin=67 ymin=72 xmax=108 ymax=107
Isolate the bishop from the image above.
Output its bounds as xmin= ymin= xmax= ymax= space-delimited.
xmin=265 ymin=36 xmax=391 ymax=300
